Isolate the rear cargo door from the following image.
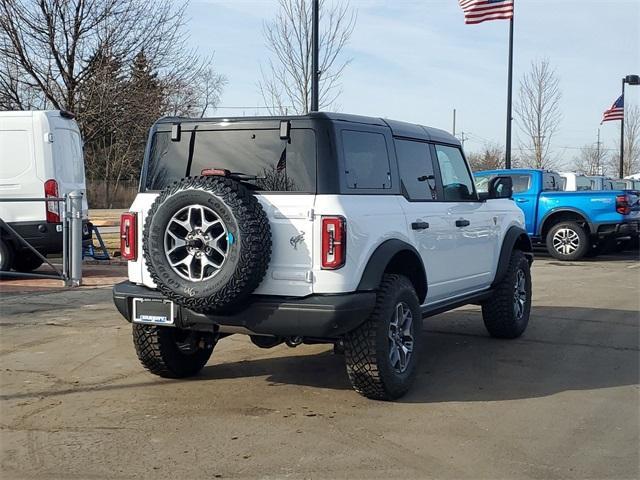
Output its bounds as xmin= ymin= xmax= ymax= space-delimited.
xmin=50 ymin=116 xmax=88 ymax=216
xmin=254 ymin=194 xmax=315 ymax=296
xmin=137 ymin=123 xmax=318 ymax=297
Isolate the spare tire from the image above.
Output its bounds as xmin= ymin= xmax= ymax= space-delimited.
xmin=143 ymin=176 xmax=271 ymax=312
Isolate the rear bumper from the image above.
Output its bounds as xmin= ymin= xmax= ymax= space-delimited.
xmin=592 ymin=221 xmax=639 ymax=239
xmin=112 ymin=281 xmax=376 ymax=338
xmin=3 ymin=220 xmax=92 ymax=254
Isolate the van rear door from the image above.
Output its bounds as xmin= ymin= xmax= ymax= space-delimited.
xmin=49 ymin=114 xmax=88 ymax=217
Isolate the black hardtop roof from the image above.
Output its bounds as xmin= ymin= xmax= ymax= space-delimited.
xmin=156 ymin=112 xmax=460 ymax=146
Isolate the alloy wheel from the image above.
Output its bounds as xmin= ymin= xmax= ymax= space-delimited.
xmin=552 ymin=227 xmax=580 ymax=255
xmin=513 ymin=268 xmax=527 ymax=320
xmin=388 ymin=302 xmax=414 ymax=373
xmin=164 ymin=205 xmax=231 ymax=282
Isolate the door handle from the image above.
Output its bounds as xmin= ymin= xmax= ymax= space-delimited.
xmin=455 ymin=219 xmax=470 ymax=227
xmin=516 ymin=198 xmax=529 ymax=203
xmin=411 ymin=221 xmax=429 ymax=230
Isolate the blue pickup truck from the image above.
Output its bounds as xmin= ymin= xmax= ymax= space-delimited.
xmin=474 ymin=169 xmax=640 ymax=260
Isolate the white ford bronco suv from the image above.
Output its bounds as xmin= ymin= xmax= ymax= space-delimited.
xmin=113 ymin=113 xmax=533 ymax=400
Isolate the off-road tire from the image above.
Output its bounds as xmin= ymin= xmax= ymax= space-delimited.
xmin=12 ymin=251 xmax=44 ymax=272
xmin=0 ymin=239 xmax=12 ymax=272
xmin=143 ymin=176 xmax=271 ymax=312
xmin=545 ymin=221 xmax=589 ymax=261
xmin=132 ymin=324 xmax=215 ymax=378
xmin=482 ymin=250 xmax=531 ymax=339
xmin=344 ymin=274 xmax=422 ymax=401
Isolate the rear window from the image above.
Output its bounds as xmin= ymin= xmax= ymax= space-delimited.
xmin=144 ymin=128 xmax=316 ymax=192
xmin=543 ymin=173 xmax=562 ymax=191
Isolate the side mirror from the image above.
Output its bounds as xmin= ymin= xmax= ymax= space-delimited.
xmin=488 ymin=176 xmax=513 ymax=199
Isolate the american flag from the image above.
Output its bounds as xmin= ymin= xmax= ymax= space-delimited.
xmin=276 ymin=147 xmax=287 ymax=172
xmin=458 ymin=0 xmax=514 ymax=24
xmin=601 ymin=95 xmax=624 ymax=123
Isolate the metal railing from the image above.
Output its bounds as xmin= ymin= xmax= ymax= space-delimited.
xmin=0 ymin=191 xmax=84 ymax=286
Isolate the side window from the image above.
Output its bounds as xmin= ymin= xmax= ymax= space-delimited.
xmin=576 ymin=176 xmax=592 ymax=191
xmin=543 ymin=173 xmax=562 ymax=191
xmin=434 ymin=144 xmax=476 ymax=201
xmin=342 ymin=130 xmax=391 ymax=189
xmin=475 ymin=174 xmax=530 ymax=193
xmin=394 ymin=139 xmax=437 ymax=200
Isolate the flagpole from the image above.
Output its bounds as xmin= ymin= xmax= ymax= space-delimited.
xmin=505 ymin=5 xmax=514 ymax=169
xmin=619 ymin=78 xmax=625 ymax=177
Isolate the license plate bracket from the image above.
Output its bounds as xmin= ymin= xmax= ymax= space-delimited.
xmin=132 ymin=298 xmax=175 ymax=326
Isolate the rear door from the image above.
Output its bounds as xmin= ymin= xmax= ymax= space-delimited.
xmin=136 ymin=125 xmax=316 ymax=297
xmin=49 ymin=115 xmax=88 ymax=216
xmin=510 ymin=174 xmax=537 ymax=234
xmin=394 ymin=138 xmax=454 ymax=303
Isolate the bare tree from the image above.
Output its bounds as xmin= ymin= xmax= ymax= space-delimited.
xmin=0 ymin=0 xmax=211 ymax=112
xmin=0 ymin=0 xmax=226 ymax=206
xmin=515 ymin=59 xmax=562 ymax=169
xmin=573 ymin=143 xmax=608 ymax=176
xmin=608 ymin=105 xmax=640 ymax=177
xmin=467 ymin=142 xmax=504 ymax=172
xmin=259 ymin=0 xmax=356 ymax=115
xmin=197 ymin=67 xmax=227 ymax=118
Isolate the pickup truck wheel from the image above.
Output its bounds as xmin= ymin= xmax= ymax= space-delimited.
xmin=0 ymin=239 xmax=13 ymax=272
xmin=12 ymin=251 xmax=45 ymax=272
xmin=344 ymin=274 xmax=422 ymax=401
xmin=132 ymin=324 xmax=215 ymax=378
xmin=482 ymin=250 xmax=531 ymax=339
xmin=546 ymin=222 xmax=589 ymax=260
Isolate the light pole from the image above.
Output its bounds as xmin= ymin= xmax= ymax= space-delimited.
xmin=310 ymin=0 xmax=319 ymax=112
xmin=620 ymin=74 xmax=640 ymax=177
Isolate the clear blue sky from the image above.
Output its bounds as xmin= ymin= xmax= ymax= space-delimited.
xmin=188 ymin=0 xmax=639 ymax=167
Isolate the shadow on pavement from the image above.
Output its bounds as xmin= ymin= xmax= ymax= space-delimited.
xmin=3 ymin=306 xmax=637 ymax=404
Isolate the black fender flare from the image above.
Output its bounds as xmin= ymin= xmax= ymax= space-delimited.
xmin=492 ymin=226 xmax=533 ymax=287
xmin=357 ymin=239 xmax=428 ymax=303
xmin=537 ymin=207 xmax=591 ymax=236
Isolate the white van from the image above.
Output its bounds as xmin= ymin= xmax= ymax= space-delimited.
xmin=0 ymin=110 xmax=89 ymax=272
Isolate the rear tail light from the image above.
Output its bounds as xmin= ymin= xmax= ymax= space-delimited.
xmin=120 ymin=212 xmax=137 ymax=261
xmin=321 ymin=216 xmax=346 ymax=269
xmin=616 ymin=194 xmax=631 ymax=215
xmin=44 ymin=179 xmax=60 ymax=223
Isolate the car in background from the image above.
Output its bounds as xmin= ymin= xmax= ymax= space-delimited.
xmin=559 ymin=172 xmax=593 ymax=191
xmin=618 ymin=178 xmax=640 ymax=191
xmin=585 ymin=175 xmax=616 ymax=191
xmin=0 ymin=110 xmax=89 ymax=272
xmin=475 ymin=169 xmax=640 ymax=260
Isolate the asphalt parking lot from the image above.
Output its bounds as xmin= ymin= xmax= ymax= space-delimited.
xmin=1 ymin=252 xmax=638 ymax=479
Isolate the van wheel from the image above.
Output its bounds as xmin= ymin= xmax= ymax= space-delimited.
xmin=0 ymin=239 xmax=13 ymax=272
xmin=344 ymin=274 xmax=422 ymax=401
xmin=482 ymin=250 xmax=531 ymax=339
xmin=546 ymin=222 xmax=589 ymax=260
xmin=132 ymin=324 xmax=216 ymax=378
xmin=12 ymin=252 xmax=44 ymax=272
